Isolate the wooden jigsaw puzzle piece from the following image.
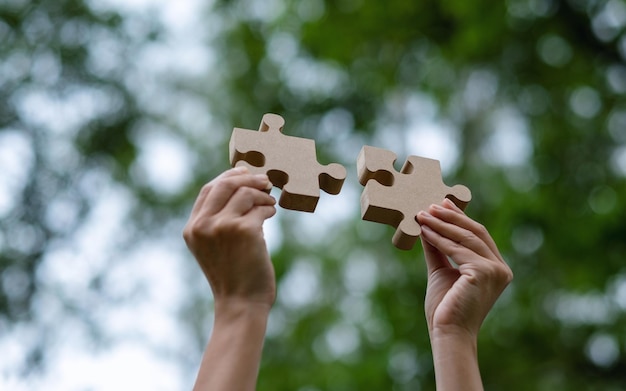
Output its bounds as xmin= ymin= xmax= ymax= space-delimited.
xmin=357 ymin=145 xmax=471 ymax=250
xmin=403 ymin=155 xmax=472 ymax=212
xmin=229 ymin=113 xmax=346 ymax=212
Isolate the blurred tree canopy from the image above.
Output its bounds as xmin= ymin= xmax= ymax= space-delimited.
xmin=2 ymin=0 xmax=626 ymax=389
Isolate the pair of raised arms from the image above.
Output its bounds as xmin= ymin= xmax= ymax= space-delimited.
xmin=229 ymin=113 xmax=472 ymax=250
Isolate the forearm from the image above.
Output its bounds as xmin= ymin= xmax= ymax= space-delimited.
xmin=429 ymin=328 xmax=483 ymax=391
xmin=193 ymin=300 xmax=271 ymax=391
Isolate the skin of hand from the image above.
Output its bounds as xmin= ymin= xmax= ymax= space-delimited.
xmin=182 ymin=167 xmax=277 ymax=391
xmin=416 ymin=198 xmax=513 ymax=338
xmin=183 ymin=166 xmax=277 ymax=308
xmin=416 ymin=198 xmax=513 ymax=390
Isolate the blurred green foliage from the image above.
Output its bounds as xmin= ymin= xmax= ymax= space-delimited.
xmin=2 ymin=0 xmax=626 ymax=389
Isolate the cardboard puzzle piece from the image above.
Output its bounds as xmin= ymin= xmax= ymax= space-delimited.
xmin=229 ymin=113 xmax=346 ymax=212
xmin=357 ymin=145 xmax=472 ymax=250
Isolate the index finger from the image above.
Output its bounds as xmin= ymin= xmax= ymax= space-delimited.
xmin=436 ymin=199 xmax=505 ymax=263
xmin=189 ymin=167 xmax=249 ymax=217
xmin=200 ymin=171 xmax=271 ymax=216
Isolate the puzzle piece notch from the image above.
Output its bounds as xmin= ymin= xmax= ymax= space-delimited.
xmin=357 ymin=145 xmax=472 ymax=250
xmin=229 ymin=113 xmax=346 ymax=212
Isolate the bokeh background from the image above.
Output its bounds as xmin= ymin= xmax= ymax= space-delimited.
xmin=2 ymin=0 xmax=626 ymax=389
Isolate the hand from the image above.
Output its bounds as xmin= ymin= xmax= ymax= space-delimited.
xmin=416 ymin=199 xmax=513 ymax=339
xmin=183 ymin=167 xmax=277 ymax=309
xmin=184 ymin=167 xmax=277 ymax=391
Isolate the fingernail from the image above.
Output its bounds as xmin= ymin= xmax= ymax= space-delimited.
xmin=443 ymin=198 xmax=460 ymax=210
xmin=430 ymin=203 xmax=443 ymax=210
xmin=418 ymin=210 xmax=431 ymax=218
xmin=421 ymin=225 xmax=433 ymax=233
xmin=234 ymin=166 xmax=248 ymax=173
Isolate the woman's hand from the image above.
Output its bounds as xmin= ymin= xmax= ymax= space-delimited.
xmin=184 ymin=167 xmax=277 ymax=391
xmin=417 ymin=198 xmax=513 ymax=339
xmin=183 ymin=166 xmax=277 ymax=309
xmin=416 ymin=199 xmax=512 ymax=391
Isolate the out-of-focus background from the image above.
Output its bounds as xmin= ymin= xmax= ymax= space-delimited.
xmin=1 ymin=0 xmax=626 ymax=389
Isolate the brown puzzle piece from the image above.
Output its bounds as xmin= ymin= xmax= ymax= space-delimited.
xmin=229 ymin=113 xmax=346 ymax=212
xmin=357 ymin=145 xmax=472 ymax=250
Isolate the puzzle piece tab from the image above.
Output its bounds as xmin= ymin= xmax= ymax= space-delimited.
xmin=357 ymin=145 xmax=472 ymax=250
xmin=229 ymin=113 xmax=347 ymax=212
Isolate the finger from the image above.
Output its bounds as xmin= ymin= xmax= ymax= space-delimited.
xmin=247 ymin=204 xmax=277 ymax=223
xmin=222 ymin=186 xmax=276 ymax=216
xmin=440 ymin=199 xmax=502 ymax=261
xmin=201 ymin=172 xmax=271 ymax=216
xmin=418 ymin=210 xmax=495 ymax=261
xmin=419 ymin=223 xmax=478 ymax=265
xmin=189 ymin=167 xmax=250 ymax=217
xmin=420 ymin=234 xmax=454 ymax=274
xmin=431 ymin=201 xmax=505 ymax=263
xmin=226 ymin=205 xmax=277 ymax=236
xmin=423 ymin=218 xmax=514 ymax=282
xmin=442 ymin=197 xmax=465 ymax=214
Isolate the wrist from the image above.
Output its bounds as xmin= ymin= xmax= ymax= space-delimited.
xmin=429 ymin=325 xmax=478 ymax=357
xmin=194 ymin=299 xmax=271 ymax=391
xmin=429 ymin=326 xmax=483 ymax=391
xmin=214 ymin=297 xmax=272 ymax=326
xmin=429 ymin=324 xmax=477 ymax=345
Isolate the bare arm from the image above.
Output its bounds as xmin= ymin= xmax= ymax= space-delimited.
xmin=183 ymin=167 xmax=277 ymax=391
xmin=417 ymin=199 xmax=513 ymax=391
xmin=193 ymin=300 xmax=270 ymax=391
